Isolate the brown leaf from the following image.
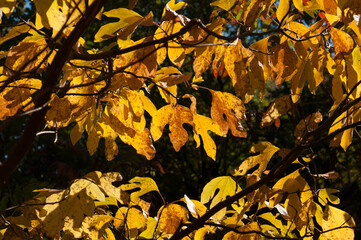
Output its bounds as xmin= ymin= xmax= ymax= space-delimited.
xmin=261 ymin=95 xmax=292 ymax=128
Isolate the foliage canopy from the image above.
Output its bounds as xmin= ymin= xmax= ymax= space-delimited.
xmin=0 ymin=0 xmax=361 ymax=239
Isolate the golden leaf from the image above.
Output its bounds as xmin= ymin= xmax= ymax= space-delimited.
xmin=151 ymin=104 xmax=193 ymax=151
xmin=233 ymin=142 xmax=279 ymax=177
xmin=84 ymin=171 xmax=129 ymax=204
xmin=0 ymin=23 xmax=31 ymax=45
xmin=277 ymin=0 xmax=289 ymax=22
xmin=158 ymin=204 xmax=189 ymax=234
xmin=120 ymin=177 xmax=160 ymax=202
xmin=138 ymin=217 xmax=157 ymax=239
xmin=4 ymin=39 xmax=48 ymax=76
xmin=33 ymin=0 xmax=66 ymax=33
xmin=114 ymin=207 xmax=146 ymax=232
xmin=201 ymin=176 xmax=242 ymax=221
xmin=330 ymin=27 xmax=354 ymax=57
xmin=45 ymin=95 xmax=72 ymax=128
xmin=224 ymin=39 xmax=255 ymax=101
xmin=81 ymin=215 xmax=113 ymax=240
xmin=294 ymin=112 xmax=323 ymax=140
xmin=321 ymin=205 xmax=355 ymax=239
xmin=94 ymin=8 xmax=152 ymax=42
xmin=210 ymin=90 xmax=247 ymax=137
xmin=210 ymin=0 xmax=236 ymax=11
xmin=318 ymin=189 xmax=340 ymax=206
xmin=0 ymin=78 xmax=42 ymax=120
xmin=270 ymin=41 xmax=298 ymax=85
xmin=222 ymin=222 xmax=260 ymax=240
xmin=261 ymin=95 xmax=292 ymax=128
xmin=250 ymin=36 xmax=272 ymax=81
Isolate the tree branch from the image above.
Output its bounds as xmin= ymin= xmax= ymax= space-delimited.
xmin=0 ymin=0 xmax=107 ymax=185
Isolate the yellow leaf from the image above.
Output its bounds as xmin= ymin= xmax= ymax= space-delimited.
xmin=151 ymin=104 xmax=193 ymax=151
xmin=330 ymin=27 xmax=354 ymax=57
xmin=261 ymin=95 xmax=292 ymax=128
xmin=318 ymin=189 xmax=340 ymax=206
xmin=224 ymin=40 xmax=255 ymax=101
xmin=138 ymin=217 xmax=157 ymax=239
xmin=45 ymin=95 xmax=72 ymax=128
xmin=222 ymin=222 xmax=260 ymax=240
xmin=120 ymin=177 xmax=160 ymax=202
xmin=182 ymin=195 xmax=207 ymax=218
xmin=321 ymin=205 xmax=355 ymax=239
xmin=33 ymin=0 xmax=66 ymax=34
xmin=94 ymin=9 xmax=152 ymax=42
xmin=82 ymin=215 xmax=113 ymax=240
xmin=0 ymin=0 xmax=17 ymax=16
xmin=294 ymin=112 xmax=323 ymax=140
xmin=233 ymin=142 xmax=279 ymax=177
xmin=250 ymin=36 xmax=272 ymax=81
xmin=4 ymin=39 xmax=48 ymax=76
xmin=210 ymin=0 xmax=236 ymax=11
xmin=201 ymin=176 xmax=242 ymax=221
xmin=270 ymin=41 xmax=298 ymax=85
xmin=158 ymin=204 xmax=189 ymax=234
xmin=0 ymin=78 xmax=42 ymax=120
xmin=84 ymin=171 xmax=129 ymax=204
xmin=0 ymin=23 xmax=30 ymax=45
xmin=210 ymin=90 xmax=247 ymax=137
xmin=114 ymin=207 xmax=146 ymax=233
xmin=277 ymin=0 xmax=289 ymax=22
xmin=193 ymin=114 xmax=224 ymax=160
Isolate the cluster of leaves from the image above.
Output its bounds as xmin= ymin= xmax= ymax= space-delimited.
xmin=1 ymin=0 xmax=361 ymax=239
xmin=0 ymin=160 xmax=356 ymax=239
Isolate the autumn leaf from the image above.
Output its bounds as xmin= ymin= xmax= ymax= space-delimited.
xmin=210 ymin=90 xmax=247 ymax=137
xmin=201 ymin=176 xmax=242 ymax=221
xmin=330 ymin=27 xmax=354 ymax=57
xmin=158 ymin=204 xmax=189 ymax=234
xmin=94 ymin=8 xmax=153 ymax=42
xmin=321 ymin=205 xmax=355 ymax=240
xmin=318 ymin=189 xmax=340 ymax=206
xmin=4 ymin=39 xmax=48 ymax=76
xmin=261 ymin=95 xmax=292 ymax=128
xmin=0 ymin=78 xmax=42 ymax=120
xmin=232 ymin=142 xmax=279 ymax=177
xmin=294 ymin=112 xmax=323 ymax=140
xmin=151 ymin=104 xmax=193 ymax=152
xmin=270 ymin=41 xmax=298 ymax=85
xmin=120 ymin=177 xmax=160 ymax=202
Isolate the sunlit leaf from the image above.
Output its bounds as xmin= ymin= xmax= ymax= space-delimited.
xmin=233 ymin=142 xmax=279 ymax=177
xmin=158 ymin=204 xmax=189 ymax=234
xmin=321 ymin=205 xmax=355 ymax=239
